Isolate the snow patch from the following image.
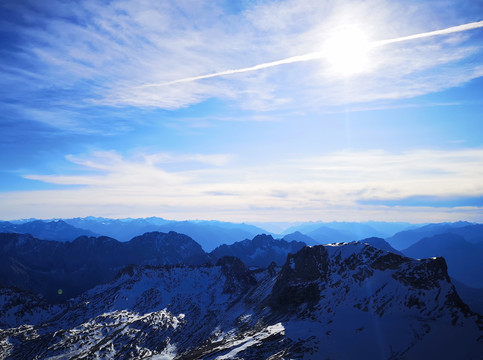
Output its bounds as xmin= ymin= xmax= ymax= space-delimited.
xmin=148 ymin=344 xmax=177 ymax=359
xmin=214 ymin=323 xmax=285 ymax=360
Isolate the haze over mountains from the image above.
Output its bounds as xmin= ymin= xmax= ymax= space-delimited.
xmin=385 ymin=221 xmax=477 ymax=250
xmin=1 ymin=217 xmax=482 ymax=292
xmin=1 ymin=217 xmax=416 ymax=250
xmin=1 ymin=217 xmax=270 ymax=251
xmin=1 ymin=216 xmax=482 ymax=358
xmin=0 ymin=220 xmax=99 ymax=243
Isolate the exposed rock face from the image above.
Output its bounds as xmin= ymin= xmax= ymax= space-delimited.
xmin=216 ymin=256 xmax=257 ymax=294
xmin=270 ymin=246 xmax=329 ymax=310
xmin=1 ymin=242 xmax=482 ymax=360
xmin=127 ymin=231 xmax=211 ymax=266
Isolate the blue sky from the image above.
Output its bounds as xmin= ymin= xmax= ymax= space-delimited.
xmin=1 ymin=0 xmax=483 ymax=222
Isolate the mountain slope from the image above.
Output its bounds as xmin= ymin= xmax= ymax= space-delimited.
xmin=386 ymin=221 xmax=473 ymax=250
xmin=448 ymin=224 xmax=483 ymax=244
xmin=452 ymin=279 xmax=483 ymax=315
xmin=1 ymin=243 xmax=481 ymax=359
xmin=305 ymin=225 xmax=356 ymax=244
xmin=282 ymin=231 xmax=318 ymax=245
xmin=0 ymin=231 xmax=211 ymax=302
xmin=357 ymin=237 xmax=404 ymax=255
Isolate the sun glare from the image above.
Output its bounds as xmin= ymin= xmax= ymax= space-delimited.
xmin=323 ymin=25 xmax=372 ymax=76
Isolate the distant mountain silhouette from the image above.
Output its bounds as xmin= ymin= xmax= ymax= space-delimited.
xmin=314 ymin=222 xmax=387 ymax=239
xmin=281 ymin=221 xmax=411 ymax=238
xmin=386 ymin=221 xmax=473 ymax=250
xmin=446 ymin=223 xmax=483 ymax=244
xmin=0 ymin=219 xmax=98 ymax=242
xmin=63 ymin=217 xmax=164 ymax=242
xmin=305 ymin=225 xmax=356 ymax=244
xmin=357 ymin=237 xmax=403 ymax=256
xmin=282 ymin=231 xmax=318 ymax=245
xmin=401 ymin=233 xmax=483 ymax=288
xmin=210 ymin=234 xmax=306 ymax=267
xmin=154 ymin=221 xmax=269 ymax=251
xmin=63 ymin=217 xmax=269 ymax=251
xmin=281 ymin=221 xmax=328 ymax=235
xmin=0 ymin=231 xmax=210 ymax=302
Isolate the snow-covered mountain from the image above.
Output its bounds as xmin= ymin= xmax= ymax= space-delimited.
xmin=1 ymin=242 xmax=481 ymax=359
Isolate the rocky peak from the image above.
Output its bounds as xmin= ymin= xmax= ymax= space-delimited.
xmin=269 ymin=246 xmax=329 ymax=311
xmin=71 ymin=235 xmax=119 ymax=248
xmin=2 ymin=240 xmax=482 ymax=359
xmin=128 ymin=231 xmax=210 ymax=265
xmin=251 ymin=233 xmax=275 ymax=247
xmin=216 ymin=256 xmax=257 ymax=293
xmin=210 ymin=234 xmax=306 ymax=268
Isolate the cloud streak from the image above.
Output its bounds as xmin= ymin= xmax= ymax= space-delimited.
xmin=2 ymin=148 xmax=482 ymax=222
xmin=373 ymin=20 xmax=483 ymax=47
xmin=138 ymin=21 xmax=483 ymax=88
xmin=2 ymin=0 xmax=483 ymax=115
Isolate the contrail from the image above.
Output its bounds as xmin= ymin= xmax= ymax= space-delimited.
xmin=372 ymin=20 xmax=483 ymax=47
xmin=138 ymin=52 xmax=325 ymax=87
xmin=138 ymin=20 xmax=483 ymax=89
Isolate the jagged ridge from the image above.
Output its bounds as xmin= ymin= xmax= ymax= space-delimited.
xmin=1 ymin=242 xmax=481 ymax=359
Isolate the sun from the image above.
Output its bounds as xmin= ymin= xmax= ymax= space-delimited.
xmin=323 ymin=25 xmax=372 ymax=76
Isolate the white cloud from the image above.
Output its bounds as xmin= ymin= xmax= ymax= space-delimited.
xmin=2 ymin=148 xmax=482 ymax=222
xmin=6 ymin=0 xmax=483 ymax=120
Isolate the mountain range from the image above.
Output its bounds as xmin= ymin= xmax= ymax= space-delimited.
xmin=281 ymin=221 xmax=412 ymax=239
xmin=0 ymin=220 xmax=98 ymax=242
xmin=1 ymin=217 xmax=270 ymax=251
xmin=1 ymin=218 xmax=482 ymax=299
xmin=385 ymin=221 xmax=476 ymax=250
xmin=63 ymin=217 xmax=270 ymax=251
xmin=1 ymin=240 xmax=481 ymax=359
xmin=210 ymin=234 xmax=306 ymax=267
xmin=0 ymin=231 xmax=209 ymax=302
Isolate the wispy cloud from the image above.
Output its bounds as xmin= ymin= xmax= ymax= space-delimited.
xmin=2 ymin=148 xmax=482 ymax=222
xmin=138 ymin=21 xmax=483 ymax=88
xmin=2 ymin=0 xmax=482 ymax=128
